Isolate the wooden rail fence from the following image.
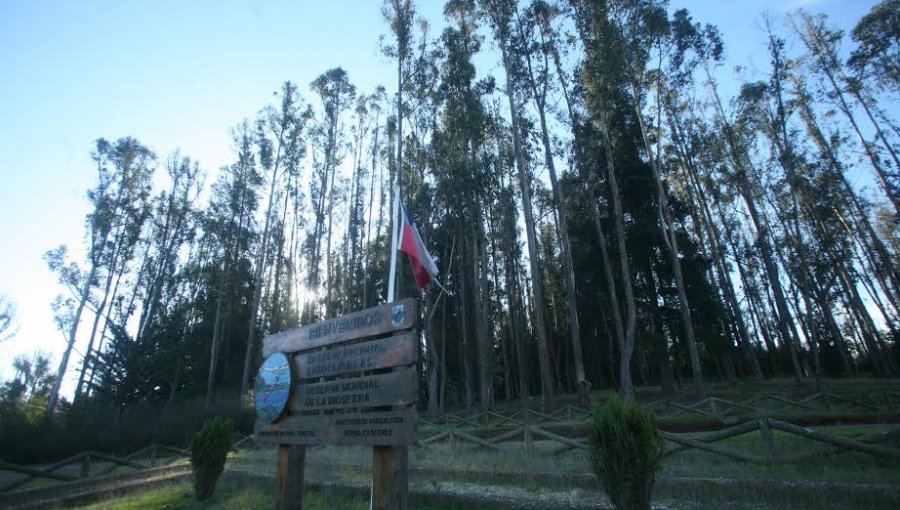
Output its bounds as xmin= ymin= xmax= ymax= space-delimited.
xmin=3 ymin=390 xmax=897 ymax=493
xmin=0 ymin=434 xmax=255 ymax=493
xmin=416 ymin=413 xmax=900 ymax=464
xmin=425 ymin=391 xmax=900 ymax=429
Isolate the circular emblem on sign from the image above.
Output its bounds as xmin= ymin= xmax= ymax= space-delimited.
xmin=392 ymin=304 xmax=404 ymax=327
xmin=254 ymin=352 xmax=292 ymax=423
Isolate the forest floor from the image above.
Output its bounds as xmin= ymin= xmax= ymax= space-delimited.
xmin=11 ymin=377 xmax=900 ymax=509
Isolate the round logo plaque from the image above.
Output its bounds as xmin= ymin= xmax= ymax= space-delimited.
xmin=254 ymin=352 xmax=292 ymax=423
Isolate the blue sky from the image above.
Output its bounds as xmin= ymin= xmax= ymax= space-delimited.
xmin=0 ymin=0 xmax=879 ymax=388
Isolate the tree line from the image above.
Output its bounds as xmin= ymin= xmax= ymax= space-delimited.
xmin=19 ymin=0 xmax=899 ymax=420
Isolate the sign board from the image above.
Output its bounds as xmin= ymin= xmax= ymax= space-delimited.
xmin=255 ymin=299 xmax=418 ymax=510
xmin=261 ymin=300 xmax=416 ymax=357
xmin=255 ymin=299 xmax=418 ymax=446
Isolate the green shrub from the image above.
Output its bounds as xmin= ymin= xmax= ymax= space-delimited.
xmin=587 ymin=394 xmax=662 ymax=510
xmin=189 ymin=416 xmax=234 ymax=501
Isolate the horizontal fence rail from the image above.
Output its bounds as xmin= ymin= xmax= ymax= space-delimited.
xmin=428 ymin=391 xmax=900 ymax=429
xmin=0 ymin=433 xmax=255 ymax=493
xmin=414 ymin=399 xmax=900 ymax=465
xmin=3 ymin=389 xmax=897 ymax=493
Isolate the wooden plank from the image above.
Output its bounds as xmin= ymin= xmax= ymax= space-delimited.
xmin=660 ymin=431 xmax=763 ymax=462
xmin=291 ymin=368 xmax=417 ymax=412
xmin=768 ymin=420 xmax=900 ymax=458
xmin=450 ymin=430 xmax=504 ymax=451
xmin=256 ymin=408 xmax=417 ymax=446
xmin=0 ymin=460 xmax=79 ymax=482
xmin=485 ymin=410 xmax=523 ymax=426
xmin=275 ymin=444 xmax=305 ymax=510
xmin=529 ymin=426 xmax=587 ymax=451
xmin=86 ymin=451 xmax=147 ymax=470
xmin=294 ymin=332 xmax=416 ymax=379
xmin=710 ymin=398 xmax=760 ymax=412
xmin=486 ymin=427 xmax=526 ymax=444
xmin=372 ymin=445 xmax=408 ymax=510
xmin=664 ymin=420 xmax=762 ymax=455
xmin=263 ymin=299 xmax=416 ymax=356
xmin=783 ymin=426 xmax=900 ymax=462
xmin=822 ymin=392 xmax=880 ymax=410
xmin=419 ymin=430 xmax=450 ymax=445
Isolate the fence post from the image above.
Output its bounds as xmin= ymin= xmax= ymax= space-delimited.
xmin=150 ymin=444 xmax=158 ymax=467
xmin=758 ymin=418 xmax=773 ymax=462
xmin=524 ymin=426 xmax=534 ymax=453
xmin=80 ymin=454 xmax=91 ymax=478
xmin=709 ymin=398 xmax=719 ymax=420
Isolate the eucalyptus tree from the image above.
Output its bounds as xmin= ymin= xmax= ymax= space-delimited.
xmin=360 ymin=87 xmax=390 ymax=308
xmin=570 ymin=0 xmax=640 ymax=398
xmin=132 ymin=154 xmax=204 ymax=345
xmin=307 ymin=69 xmax=355 ymax=321
xmin=44 ymin=138 xmax=155 ymax=418
xmin=666 ymin=103 xmax=763 ymax=378
xmin=432 ymin=2 xmax=491 ymax=407
xmin=477 ymin=0 xmax=555 ymax=411
xmin=75 ymin=153 xmax=203 ymax=402
xmin=342 ymin=94 xmax=376 ymax=312
xmin=848 ymin=0 xmax=899 ymax=94
xmin=0 ymin=294 xmax=17 ymax=344
xmin=499 ymin=0 xmax=590 ymax=404
xmin=601 ymin=0 xmax=725 ymax=395
xmin=793 ymin=76 xmax=900 ymax=318
xmin=702 ymin=65 xmax=805 ymax=382
xmin=240 ymin=81 xmax=310 ymax=396
xmin=792 ymin=12 xmax=900 ymax=217
xmin=205 ymin=122 xmax=261 ymax=403
xmin=757 ymin=20 xmax=897 ymax=377
xmin=526 ymin=1 xmax=627 ymax=390
xmin=402 ymin=18 xmax=450 ymax=415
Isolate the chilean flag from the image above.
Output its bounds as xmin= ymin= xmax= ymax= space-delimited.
xmin=399 ymin=203 xmax=439 ymax=290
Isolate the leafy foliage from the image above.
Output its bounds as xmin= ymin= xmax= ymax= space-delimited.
xmin=587 ymin=394 xmax=662 ymax=510
xmin=189 ymin=416 xmax=234 ymax=501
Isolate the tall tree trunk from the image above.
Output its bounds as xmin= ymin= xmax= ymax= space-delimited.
xmin=630 ymin=82 xmax=706 ymax=395
xmin=518 ymin=25 xmax=589 ymax=405
xmin=240 ymin=149 xmax=284 ymax=396
xmin=499 ymin=45 xmax=554 ymax=412
xmin=672 ymin=116 xmax=761 ymax=378
xmin=595 ymin=105 xmax=637 ymax=400
xmin=206 ymin=285 xmax=226 ymax=405
xmin=46 ymin=266 xmax=96 ymax=420
xmin=708 ymin=74 xmax=803 ymax=383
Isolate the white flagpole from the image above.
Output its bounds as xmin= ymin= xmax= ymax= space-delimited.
xmin=387 ymin=185 xmax=401 ymax=302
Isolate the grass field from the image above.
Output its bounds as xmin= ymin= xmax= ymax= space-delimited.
xmin=223 ymin=422 xmax=900 ymax=509
xmin=30 ymin=378 xmax=900 ymax=509
xmin=73 ymin=478 xmax=493 ymax=510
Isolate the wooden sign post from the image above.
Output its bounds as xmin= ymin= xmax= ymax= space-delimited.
xmin=254 ymin=299 xmax=417 ymax=510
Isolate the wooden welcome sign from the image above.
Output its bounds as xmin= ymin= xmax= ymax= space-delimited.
xmin=254 ymin=299 xmax=418 ymax=510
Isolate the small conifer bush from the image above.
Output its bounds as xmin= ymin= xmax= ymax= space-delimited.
xmin=587 ymin=394 xmax=662 ymax=510
xmin=189 ymin=416 xmax=234 ymax=501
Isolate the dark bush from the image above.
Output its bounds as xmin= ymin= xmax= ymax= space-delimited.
xmin=0 ymin=394 xmax=253 ymax=464
xmin=189 ymin=416 xmax=234 ymax=501
xmin=587 ymin=394 xmax=662 ymax=510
